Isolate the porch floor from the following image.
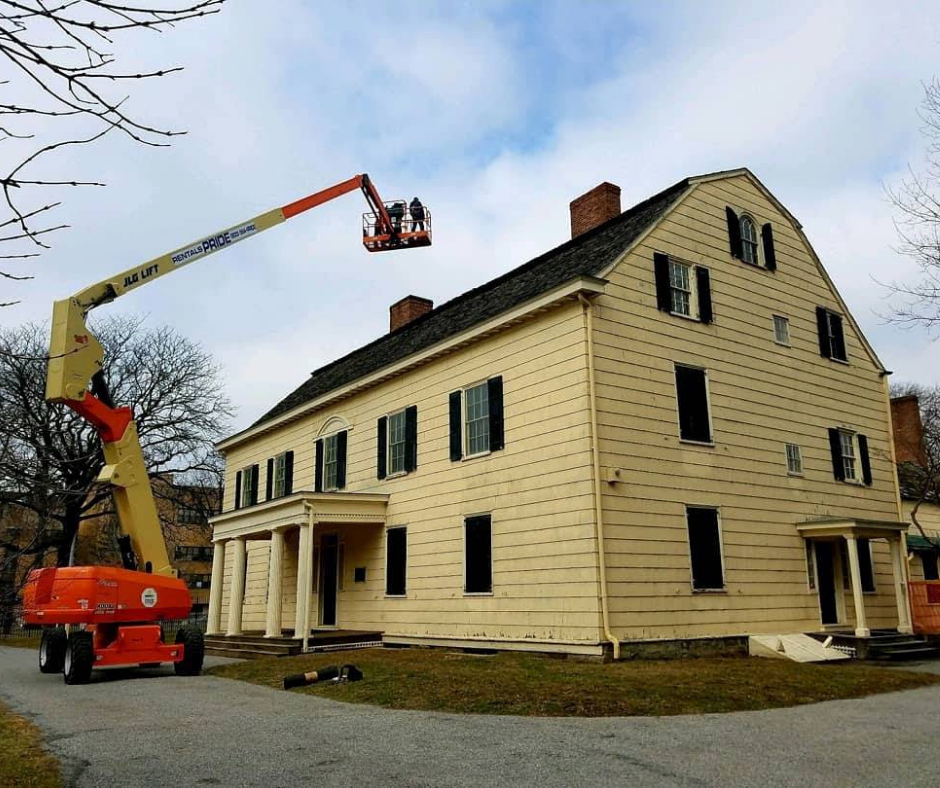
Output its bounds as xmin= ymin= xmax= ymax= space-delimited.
xmin=204 ymin=629 xmax=383 ymax=660
xmin=807 ymin=629 xmax=940 ymax=661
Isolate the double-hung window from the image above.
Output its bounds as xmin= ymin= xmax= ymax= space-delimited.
xmin=773 ymin=315 xmax=790 ymax=346
xmin=827 ymin=428 xmax=872 ymax=486
xmin=740 ymin=215 xmax=759 ymax=265
xmin=376 ymin=407 xmax=417 ymax=479
xmin=315 ymin=430 xmax=348 ymax=491
xmin=449 ymin=377 xmax=504 ymax=461
xmin=785 ymin=443 xmax=803 ymax=475
xmin=816 ymin=307 xmax=847 ymax=362
xmin=234 ymin=464 xmax=259 ymax=510
xmin=654 ymin=253 xmax=712 ymax=323
xmin=265 ymin=451 xmax=293 ymax=500
xmin=725 ymin=207 xmax=777 ymax=271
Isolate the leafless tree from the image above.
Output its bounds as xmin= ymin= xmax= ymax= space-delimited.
xmin=0 ymin=315 xmax=232 ymax=598
xmin=891 ymin=383 xmax=940 ymax=556
xmin=0 ymin=0 xmax=223 ymax=306
xmin=886 ymin=78 xmax=940 ymax=328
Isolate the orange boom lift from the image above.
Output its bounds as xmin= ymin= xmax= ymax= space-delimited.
xmin=22 ymin=175 xmax=430 ymax=683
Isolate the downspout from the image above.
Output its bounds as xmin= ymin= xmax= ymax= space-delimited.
xmin=302 ymin=502 xmax=316 ymax=654
xmin=579 ymin=294 xmax=620 ymax=660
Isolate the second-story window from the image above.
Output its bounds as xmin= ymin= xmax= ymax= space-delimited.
xmin=816 ymin=307 xmax=847 ymax=362
xmin=235 ymin=464 xmax=258 ymax=509
xmin=773 ymin=315 xmax=790 ymax=346
xmin=674 ymin=365 xmax=712 ymax=444
xmin=265 ymin=451 xmax=293 ymax=500
xmin=654 ymin=253 xmax=712 ymax=324
xmin=376 ymin=407 xmax=417 ymax=479
xmin=316 ymin=430 xmax=348 ymax=491
xmin=827 ymin=428 xmax=872 ymax=486
xmin=449 ymin=377 xmax=504 ymax=461
xmin=324 ymin=434 xmax=338 ymax=490
xmin=465 ymin=383 xmax=490 ymax=456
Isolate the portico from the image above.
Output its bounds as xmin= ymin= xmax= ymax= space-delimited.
xmin=797 ymin=517 xmax=913 ymax=638
xmin=206 ymin=491 xmax=388 ymax=639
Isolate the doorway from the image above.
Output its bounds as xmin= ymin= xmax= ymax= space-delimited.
xmin=815 ymin=541 xmax=839 ymax=625
xmin=318 ymin=534 xmax=338 ymax=627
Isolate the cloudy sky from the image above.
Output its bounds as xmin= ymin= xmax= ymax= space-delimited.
xmin=5 ymin=1 xmax=940 ymax=432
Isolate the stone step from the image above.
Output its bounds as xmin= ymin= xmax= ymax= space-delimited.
xmin=869 ymin=645 xmax=940 ymax=661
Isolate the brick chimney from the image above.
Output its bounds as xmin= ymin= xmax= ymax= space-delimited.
xmin=570 ymin=182 xmax=621 ymax=239
xmin=390 ymin=295 xmax=433 ymax=332
xmin=891 ymin=395 xmax=927 ymax=466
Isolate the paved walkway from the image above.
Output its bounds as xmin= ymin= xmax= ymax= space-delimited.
xmin=2 ymin=645 xmax=939 ymax=788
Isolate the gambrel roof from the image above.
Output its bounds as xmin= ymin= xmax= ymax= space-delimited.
xmin=252 ymin=176 xmax=691 ymax=428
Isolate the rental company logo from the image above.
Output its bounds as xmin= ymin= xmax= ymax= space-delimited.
xmin=171 ymin=221 xmax=258 ymax=267
xmin=141 ymin=587 xmax=158 ymax=608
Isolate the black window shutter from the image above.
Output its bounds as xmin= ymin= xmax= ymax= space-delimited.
xmin=234 ymin=470 xmax=242 ymax=510
xmin=377 ymin=416 xmax=387 ymax=479
xmin=696 ymin=267 xmax=712 ymax=324
xmin=284 ymin=450 xmax=294 ymax=496
xmin=816 ymin=307 xmax=831 ymax=358
xmin=315 ymin=438 xmax=324 ymax=492
xmin=830 ymin=314 xmax=847 ymax=361
xmin=404 ymin=405 xmax=418 ymax=472
xmin=265 ymin=458 xmax=274 ymax=501
xmin=488 ymin=376 xmax=504 ymax=451
xmin=687 ymin=508 xmax=724 ymax=590
xmin=336 ymin=431 xmax=347 ymax=489
xmin=675 ymin=366 xmax=711 ymax=443
xmin=449 ymin=391 xmax=462 ymax=461
xmin=726 ymin=207 xmax=742 ymax=259
xmin=250 ymin=464 xmax=259 ymax=505
xmin=828 ymin=428 xmax=845 ymax=481
xmin=654 ymin=253 xmax=672 ymax=312
xmin=761 ymin=223 xmax=777 ymax=271
xmin=857 ymin=434 xmax=872 ymax=486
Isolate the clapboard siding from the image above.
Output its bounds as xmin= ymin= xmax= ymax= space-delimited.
xmin=593 ymin=174 xmax=900 ymax=640
xmin=220 ymin=301 xmax=601 ymax=643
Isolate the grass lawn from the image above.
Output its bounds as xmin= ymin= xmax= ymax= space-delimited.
xmin=0 ymin=702 xmax=60 ymax=788
xmin=0 ymin=637 xmax=40 ymax=649
xmin=207 ymin=647 xmax=940 ymax=717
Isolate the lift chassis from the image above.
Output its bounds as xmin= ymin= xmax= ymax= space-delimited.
xmin=22 ymin=175 xmax=430 ymax=683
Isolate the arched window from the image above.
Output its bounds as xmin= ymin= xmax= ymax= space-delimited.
xmin=740 ymin=215 xmax=759 ymax=265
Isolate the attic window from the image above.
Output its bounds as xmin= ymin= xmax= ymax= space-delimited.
xmin=740 ymin=215 xmax=759 ymax=265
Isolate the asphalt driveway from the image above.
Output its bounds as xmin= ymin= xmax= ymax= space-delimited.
xmin=2 ymin=645 xmax=939 ymax=788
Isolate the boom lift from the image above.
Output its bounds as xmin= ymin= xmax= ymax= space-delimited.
xmin=21 ymin=174 xmax=431 ymax=684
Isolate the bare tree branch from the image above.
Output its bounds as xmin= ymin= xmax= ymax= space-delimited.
xmin=0 ymin=0 xmax=224 ymax=303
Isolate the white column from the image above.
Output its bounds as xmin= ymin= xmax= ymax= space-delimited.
xmin=845 ymin=536 xmax=870 ymax=638
xmin=206 ymin=539 xmax=227 ymax=635
xmin=225 ymin=537 xmax=247 ymax=637
xmin=293 ymin=523 xmax=311 ymax=636
xmin=889 ymin=536 xmax=913 ymax=634
xmin=265 ymin=528 xmax=286 ymax=638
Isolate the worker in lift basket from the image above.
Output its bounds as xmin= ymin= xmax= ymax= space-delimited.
xmin=387 ymin=201 xmax=405 ymax=234
xmin=409 ymin=197 xmax=426 ymax=233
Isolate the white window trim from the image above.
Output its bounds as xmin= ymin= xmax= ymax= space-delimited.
xmin=739 ymin=213 xmax=761 ymax=267
xmin=462 ymin=381 xmax=492 ymax=460
xmin=685 ymin=505 xmax=726 ymax=593
xmin=239 ymin=465 xmax=255 ymax=508
xmin=772 ymin=314 xmax=791 ymax=347
xmin=385 ymin=408 xmax=408 ymax=478
xmin=463 ymin=513 xmax=494 ymax=596
xmin=674 ymin=363 xmax=716 ymax=447
xmin=836 ymin=428 xmax=864 ymax=485
xmin=786 ymin=443 xmax=803 ymax=476
xmin=322 ymin=433 xmax=339 ymax=491
xmin=666 ymin=256 xmax=710 ymax=322
xmin=384 ymin=525 xmax=407 ymax=598
xmin=805 ymin=540 xmax=816 ymax=592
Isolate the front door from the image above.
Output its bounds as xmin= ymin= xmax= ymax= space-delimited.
xmin=815 ymin=541 xmax=839 ymax=625
xmin=318 ymin=534 xmax=338 ymax=627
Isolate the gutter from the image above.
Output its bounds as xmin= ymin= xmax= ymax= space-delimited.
xmin=579 ymin=293 xmax=620 ymax=660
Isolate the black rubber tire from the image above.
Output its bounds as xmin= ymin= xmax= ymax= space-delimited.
xmin=38 ymin=627 xmax=67 ymax=674
xmin=174 ymin=627 xmax=204 ymax=676
xmin=62 ymin=631 xmax=94 ymax=685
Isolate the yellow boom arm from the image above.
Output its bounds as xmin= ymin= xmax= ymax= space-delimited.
xmin=48 ymin=175 xmax=400 ymax=576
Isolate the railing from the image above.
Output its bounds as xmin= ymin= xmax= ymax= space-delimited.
xmin=362 ymin=203 xmax=432 ymax=240
xmin=908 ymin=581 xmax=940 ymax=634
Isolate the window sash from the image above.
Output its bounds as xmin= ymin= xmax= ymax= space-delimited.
xmin=839 ymin=431 xmax=857 ymax=480
xmin=273 ymin=454 xmax=286 ymax=498
xmin=240 ymin=466 xmax=254 ymax=508
xmin=323 ymin=434 xmax=338 ymax=490
xmin=740 ymin=216 xmax=759 ymax=264
xmin=786 ymin=443 xmax=802 ymax=474
xmin=465 ymin=383 xmax=490 ymax=455
xmin=669 ymin=261 xmax=692 ymax=316
xmin=387 ymin=411 xmax=407 ymax=474
xmin=773 ymin=315 xmax=790 ymax=345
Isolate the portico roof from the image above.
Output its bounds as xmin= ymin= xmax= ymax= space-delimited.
xmin=210 ymin=491 xmax=389 ymax=541
xmin=796 ymin=517 xmax=910 ymax=540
